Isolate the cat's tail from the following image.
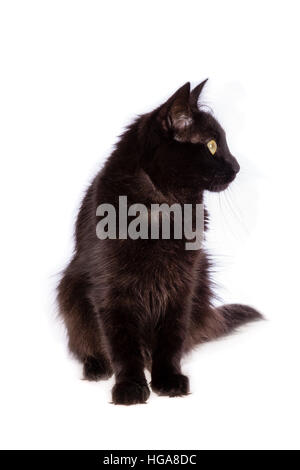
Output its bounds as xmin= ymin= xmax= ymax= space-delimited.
xmin=189 ymin=303 xmax=263 ymax=348
xmin=217 ymin=303 xmax=263 ymax=334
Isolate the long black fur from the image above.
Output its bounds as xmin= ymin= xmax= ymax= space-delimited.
xmin=57 ymin=81 xmax=262 ymax=405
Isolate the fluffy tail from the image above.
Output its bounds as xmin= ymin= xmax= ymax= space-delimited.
xmin=217 ymin=303 xmax=263 ymax=334
xmin=188 ymin=302 xmax=263 ymax=349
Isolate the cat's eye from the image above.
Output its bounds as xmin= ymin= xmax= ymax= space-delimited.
xmin=207 ymin=139 xmax=217 ymax=155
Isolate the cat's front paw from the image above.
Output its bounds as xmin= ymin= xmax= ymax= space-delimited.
xmin=112 ymin=381 xmax=150 ymax=405
xmin=151 ymin=373 xmax=190 ymax=397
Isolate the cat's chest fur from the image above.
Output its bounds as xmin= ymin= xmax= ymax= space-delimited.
xmin=100 ymin=238 xmax=200 ymax=322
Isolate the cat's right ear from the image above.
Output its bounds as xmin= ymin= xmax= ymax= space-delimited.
xmin=190 ymin=79 xmax=208 ymax=112
xmin=158 ymin=82 xmax=192 ymax=134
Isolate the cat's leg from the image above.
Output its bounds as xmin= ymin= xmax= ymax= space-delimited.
xmin=100 ymin=304 xmax=150 ymax=405
xmin=57 ymin=271 xmax=113 ymax=381
xmin=151 ymin=299 xmax=190 ymax=397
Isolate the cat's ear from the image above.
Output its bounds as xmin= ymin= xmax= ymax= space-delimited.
xmin=190 ymin=79 xmax=208 ymax=112
xmin=159 ymin=82 xmax=192 ymax=133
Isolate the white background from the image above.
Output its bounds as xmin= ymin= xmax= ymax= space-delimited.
xmin=1 ymin=0 xmax=300 ymax=450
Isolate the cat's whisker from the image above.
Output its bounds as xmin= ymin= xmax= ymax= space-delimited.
xmin=227 ymin=186 xmax=249 ymax=235
xmin=219 ymin=189 xmax=240 ymax=240
xmin=218 ymin=192 xmax=229 ymax=234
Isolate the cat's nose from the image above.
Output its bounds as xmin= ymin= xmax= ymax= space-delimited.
xmin=232 ymin=157 xmax=240 ymax=174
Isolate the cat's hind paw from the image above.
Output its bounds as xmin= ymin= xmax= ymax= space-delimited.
xmin=83 ymin=355 xmax=113 ymax=381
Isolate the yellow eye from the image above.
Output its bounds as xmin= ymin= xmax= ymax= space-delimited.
xmin=207 ymin=139 xmax=217 ymax=155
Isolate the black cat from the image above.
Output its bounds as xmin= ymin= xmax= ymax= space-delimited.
xmin=58 ymin=81 xmax=261 ymax=405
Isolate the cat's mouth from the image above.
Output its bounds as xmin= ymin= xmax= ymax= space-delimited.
xmin=209 ymin=172 xmax=236 ymax=192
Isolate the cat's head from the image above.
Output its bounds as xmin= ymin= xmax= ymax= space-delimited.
xmin=142 ymin=81 xmax=240 ymax=193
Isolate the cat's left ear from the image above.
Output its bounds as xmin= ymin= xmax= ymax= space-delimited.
xmin=158 ymin=82 xmax=192 ymax=133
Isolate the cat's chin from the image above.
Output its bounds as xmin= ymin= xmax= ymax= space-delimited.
xmin=209 ymin=182 xmax=230 ymax=193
